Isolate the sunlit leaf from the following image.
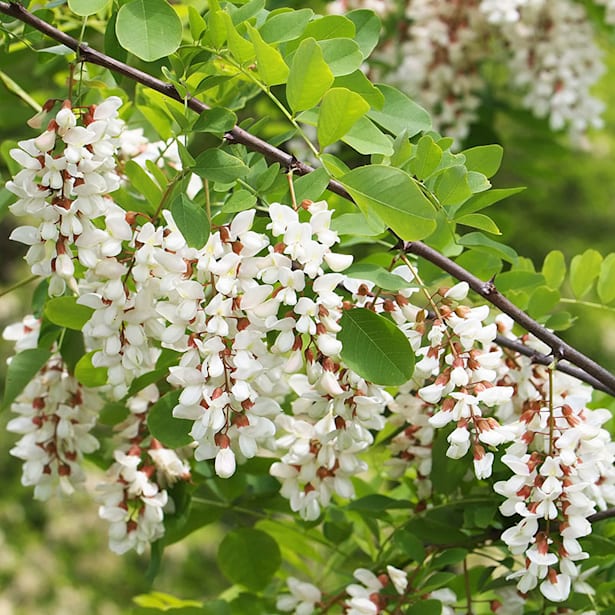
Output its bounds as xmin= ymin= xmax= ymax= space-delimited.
xmin=116 ymin=0 xmax=182 ymax=62
xmin=341 ymin=165 xmax=436 ymax=241
xmin=339 ymin=307 xmax=414 ymax=385
xmin=317 ymin=87 xmax=369 ymax=148
xmin=286 ymin=38 xmax=334 ymax=112
xmin=570 ymin=249 xmax=602 ymax=299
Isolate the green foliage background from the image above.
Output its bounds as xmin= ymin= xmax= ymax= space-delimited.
xmin=1 ymin=2 xmax=615 ymax=613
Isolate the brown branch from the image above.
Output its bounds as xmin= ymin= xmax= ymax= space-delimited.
xmin=405 ymin=242 xmax=615 ymax=396
xmin=2 ymin=1 xmax=615 ymax=396
xmin=588 ymin=507 xmax=615 ymax=523
xmin=494 ymin=334 xmax=615 ymax=396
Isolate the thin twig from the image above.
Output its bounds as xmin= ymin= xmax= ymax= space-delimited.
xmin=1 ymin=0 xmax=615 ymax=396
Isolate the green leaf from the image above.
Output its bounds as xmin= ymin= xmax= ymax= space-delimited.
xmin=229 ymin=0 xmax=265 ymax=25
xmin=293 ymin=167 xmax=330 ymax=203
xmin=333 ymin=71 xmax=384 ymax=108
xmin=431 ymin=548 xmax=468 ymax=569
xmin=68 ymin=0 xmax=109 ymax=16
xmin=434 ymin=165 xmax=472 ymax=208
xmin=598 ymin=253 xmax=615 ymax=304
xmin=458 ymin=232 xmax=518 ymax=264
xmin=217 ymin=528 xmax=281 ymax=591
xmin=456 ymin=213 xmax=501 ymax=235
xmin=193 ymin=107 xmax=237 ymax=136
xmin=286 ymin=38 xmax=334 ymax=113
xmin=331 ymin=212 xmax=384 ymax=236
xmin=347 ymin=9 xmax=381 ymax=58
xmin=367 ymin=85 xmax=431 ymax=138
xmin=259 ymin=9 xmax=313 ymax=44
xmin=3 ymin=348 xmax=51 ymax=409
xmin=462 ymin=144 xmax=503 ymax=178
xmin=222 ymin=190 xmax=257 ymax=213
xmin=570 ymin=249 xmax=603 ymax=299
xmin=542 ymin=250 xmax=567 ymax=289
xmin=393 ymin=530 xmax=425 ymax=562
xmin=338 ymin=307 xmax=414 ymax=385
xmin=246 ymin=24 xmax=289 ymax=86
xmin=133 ymin=592 xmax=203 ymax=610
xmin=99 ymin=401 xmax=129 ymax=426
xmin=346 ymin=263 xmax=411 ymax=290
xmin=455 ymin=249 xmax=502 ymax=281
xmin=318 ymin=38 xmax=363 ymax=76
xmin=301 ymin=14 xmax=355 ymax=42
xmin=170 ymin=195 xmax=210 ymax=250
xmin=148 ymin=390 xmax=193 ymax=448
xmin=115 ymin=0 xmax=182 ymax=62
xmin=188 ymin=6 xmax=207 ymax=41
xmin=408 ymin=135 xmax=442 ymax=180
xmin=59 ymin=328 xmax=85 ymax=374
xmin=527 ymin=286 xmax=560 ymax=319
xmin=193 ymin=149 xmax=249 ymax=184
xmin=317 ymin=87 xmax=370 ymax=148
xmin=466 ymin=171 xmax=491 ymax=194
xmin=417 ymin=572 xmax=458 ymax=594
xmin=347 ymin=494 xmax=409 ymax=511
xmin=75 ymin=351 xmax=108 ymax=387
xmin=123 ymin=159 xmax=162 ymax=214
xmin=342 ymin=116 xmax=394 ymax=156
xmin=341 ymin=165 xmax=437 ymax=241
xmin=222 ymin=14 xmax=255 ymax=64
xmin=546 ymin=311 xmax=574 ymax=331
xmin=404 ymin=600 xmax=442 ymax=615
xmin=44 ymin=296 xmax=93 ymax=330
xmin=321 ymin=153 xmax=351 ymax=178
xmin=204 ymin=10 xmax=227 ymax=49
xmin=454 ymin=186 xmax=525 ymax=217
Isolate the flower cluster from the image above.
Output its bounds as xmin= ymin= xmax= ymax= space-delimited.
xmin=4 ymin=317 xmax=102 ymax=501
xmin=330 ymin=0 xmax=607 ymax=142
xmin=97 ymin=384 xmax=191 ymax=554
xmin=5 ymin=96 xmax=615 ymax=607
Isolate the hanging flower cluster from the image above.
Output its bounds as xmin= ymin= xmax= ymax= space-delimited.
xmin=329 ymin=0 xmax=608 ymax=143
xmin=4 ymin=96 xmax=615 ymax=607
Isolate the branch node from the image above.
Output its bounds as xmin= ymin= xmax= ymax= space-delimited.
xmin=481 ymin=281 xmax=496 ymax=295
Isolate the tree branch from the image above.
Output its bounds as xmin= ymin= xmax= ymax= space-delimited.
xmin=2 ymin=0 xmax=614 ymax=396
xmin=588 ymin=507 xmax=615 ymax=524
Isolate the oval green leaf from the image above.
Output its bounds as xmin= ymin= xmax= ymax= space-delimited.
xmin=259 ymin=8 xmax=313 ymax=44
xmin=367 ymin=85 xmax=431 ymax=138
xmin=44 ymin=296 xmax=93 ymax=330
xmin=598 ymin=253 xmax=615 ymax=304
xmin=247 ymin=24 xmax=289 ymax=86
xmin=75 ymin=351 xmax=108 ymax=388
xmin=542 ymin=250 xmax=567 ymax=290
xmin=339 ymin=307 xmax=414 ymax=386
xmin=317 ymin=87 xmax=370 ymax=148
xmin=116 ymin=0 xmax=182 ymax=62
xmin=341 ymin=165 xmax=437 ymax=241
xmin=192 ymin=149 xmax=249 ymax=184
xmin=148 ymin=389 xmax=193 ymax=448
xmin=3 ymin=348 xmax=51 ymax=409
xmin=217 ymin=528 xmax=281 ymax=591
xmin=570 ymin=249 xmax=602 ymax=299
xmin=318 ymin=38 xmax=363 ymax=76
xmin=170 ymin=195 xmax=210 ymax=250
xmin=68 ymin=0 xmax=110 ymax=16
xmin=286 ymin=38 xmax=334 ymax=113
xmin=461 ymin=144 xmax=504 ymax=178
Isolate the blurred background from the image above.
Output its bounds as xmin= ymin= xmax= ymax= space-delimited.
xmin=2 ymin=1 xmax=615 ymax=612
